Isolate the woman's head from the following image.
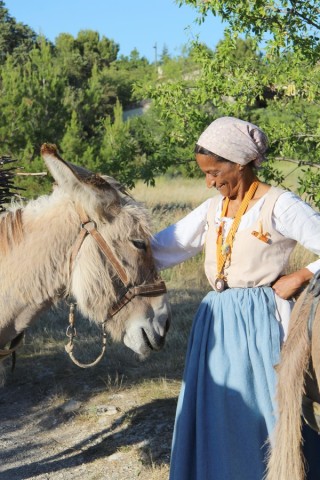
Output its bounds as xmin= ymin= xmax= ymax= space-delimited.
xmin=196 ymin=116 xmax=268 ymax=168
xmin=194 ymin=117 xmax=268 ymax=196
xmin=195 ymin=149 xmax=246 ymax=196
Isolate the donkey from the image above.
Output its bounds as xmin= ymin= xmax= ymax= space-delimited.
xmin=266 ymin=271 xmax=320 ymax=480
xmin=0 ymin=144 xmax=171 ymax=371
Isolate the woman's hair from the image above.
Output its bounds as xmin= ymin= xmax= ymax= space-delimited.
xmin=194 ymin=144 xmax=230 ymax=163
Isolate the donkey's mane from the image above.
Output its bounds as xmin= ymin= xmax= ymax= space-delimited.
xmin=0 ymin=182 xmax=152 ymax=257
xmin=0 ymin=209 xmax=23 ymax=254
xmin=120 ymin=200 xmax=152 ymax=237
xmin=0 ymin=190 xmax=69 ymax=255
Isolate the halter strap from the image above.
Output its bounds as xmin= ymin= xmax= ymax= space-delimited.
xmin=70 ymin=205 xmax=129 ymax=286
xmin=64 ymin=205 xmax=167 ymax=368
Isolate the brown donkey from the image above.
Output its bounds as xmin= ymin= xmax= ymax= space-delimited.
xmin=266 ymin=271 xmax=320 ymax=480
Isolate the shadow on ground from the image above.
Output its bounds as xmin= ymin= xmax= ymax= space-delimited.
xmin=0 ymin=395 xmax=177 ymax=480
xmin=0 ymin=287 xmax=204 ymax=479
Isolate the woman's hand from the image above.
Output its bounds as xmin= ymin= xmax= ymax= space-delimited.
xmin=272 ymin=268 xmax=313 ymax=300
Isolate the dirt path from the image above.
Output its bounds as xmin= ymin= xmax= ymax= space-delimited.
xmin=0 ymin=287 xmax=198 ymax=480
xmin=0 ymin=358 xmax=179 ymax=480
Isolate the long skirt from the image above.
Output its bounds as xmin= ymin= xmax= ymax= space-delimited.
xmin=169 ymin=287 xmax=281 ymax=480
xmin=170 ymin=287 xmax=320 ymax=479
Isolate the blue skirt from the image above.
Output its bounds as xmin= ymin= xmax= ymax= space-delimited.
xmin=170 ymin=287 xmax=281 ymax=480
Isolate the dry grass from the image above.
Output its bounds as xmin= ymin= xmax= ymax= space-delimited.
xmin=131 ymin=176 xmax=212 ymax=211
xmin=288 ymin=244 xmax=318 ymax=274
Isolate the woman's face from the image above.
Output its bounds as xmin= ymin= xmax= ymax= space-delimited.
xmin=196 ymin=153 xmax=242 ymax=198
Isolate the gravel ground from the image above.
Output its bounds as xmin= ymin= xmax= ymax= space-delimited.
xmin=0 ymin=360 xmax=178 ymax=480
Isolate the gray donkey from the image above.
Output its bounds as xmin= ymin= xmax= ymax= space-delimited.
xmin=0 ymin=144 xmax=170 ymax=376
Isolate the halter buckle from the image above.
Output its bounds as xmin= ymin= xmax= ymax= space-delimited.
xmin=81 ymin=220 xmax=96 ymax=232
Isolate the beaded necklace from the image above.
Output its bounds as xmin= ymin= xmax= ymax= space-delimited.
xmin=215 ymin=180 xmax=259 ymax=292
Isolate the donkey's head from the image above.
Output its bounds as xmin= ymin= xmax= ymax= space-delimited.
xmin=41 ymin=144 xmax=171 ymax=357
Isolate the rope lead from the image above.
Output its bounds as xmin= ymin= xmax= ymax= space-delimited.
xmin=65 ymin=302 xmax=108 ymax=369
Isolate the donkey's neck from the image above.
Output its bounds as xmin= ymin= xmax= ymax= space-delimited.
xmin=0 ymin=192 xmax=80 ymax=346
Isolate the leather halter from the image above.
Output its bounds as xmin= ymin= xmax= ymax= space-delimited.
xmin=70 ymin=206 xmax=167 ymax=319
xmin=64 ymin=206 xmax=167 ymax=368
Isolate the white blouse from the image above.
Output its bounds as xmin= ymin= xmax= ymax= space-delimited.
xmin=152 ymin=191 xmax=320 ymax=340
xmin=152 ymin=190 xmax=320 ymax=274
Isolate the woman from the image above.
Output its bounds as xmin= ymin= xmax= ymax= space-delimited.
xmin=152 ymin=117 xmax=320 ymax=480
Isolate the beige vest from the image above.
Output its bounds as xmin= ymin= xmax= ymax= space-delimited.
xmin=205 ymin=187 xmax=297 ymax=290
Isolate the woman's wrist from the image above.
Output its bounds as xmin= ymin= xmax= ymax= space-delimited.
xmin=295 ymin=267 xmax=313 ymax=287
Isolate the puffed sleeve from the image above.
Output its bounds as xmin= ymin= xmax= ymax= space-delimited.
xmin=273 ymin=191 xmax=320 ymax=273
xmin=151 ymin=199 xmax=211 ymax=270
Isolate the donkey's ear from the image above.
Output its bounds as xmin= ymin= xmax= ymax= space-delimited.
xmin=40 ymin=144 xmax=119 ymax=209
xmin=41 ymin=143 xmax=102 ymax=188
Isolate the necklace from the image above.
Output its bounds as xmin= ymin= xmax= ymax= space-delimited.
xmin=215 ymin=181 xmax=259 ymax=292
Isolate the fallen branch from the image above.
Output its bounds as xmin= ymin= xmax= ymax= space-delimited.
xmin=16 ymin=172 xmax=47 ymax=177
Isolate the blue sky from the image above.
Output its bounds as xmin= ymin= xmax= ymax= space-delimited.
xmin=4 ymin=0 xmax=226 ymax=61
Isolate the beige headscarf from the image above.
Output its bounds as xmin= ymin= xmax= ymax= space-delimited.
xmin=196 ymin=116 xmax=268 ymax=167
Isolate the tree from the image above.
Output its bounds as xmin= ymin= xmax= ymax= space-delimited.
xmin=142 ymin=1 xmax=320 ymax=207
xmin=0 ymin=1 xmax=37 ymax=64
xmin=55 ymin=30 xmax=119 ymax=86
xmin=104 ymin=50 xmax=153 ymax=108
xmin=0 ymin=37 xmax=68 ymax=161
xmin=99 ymin=101 xmax=141 ymax=187
xmin=79 ymin=63 xmax=117 ymax=137
xmin=179 ymin=0 xmax=320 ymax=61
xmin=160 ymin=44 xmax=171 ymax=64
xmin=54 ymin=33 xmax=84 ymax=87
xmin=60 ymin=110 xmax=99 ymax=171
xmin=60 ymin=110 xmax=84 ymax=162
xmin=76 ymin=30 xmax=119 ymax=73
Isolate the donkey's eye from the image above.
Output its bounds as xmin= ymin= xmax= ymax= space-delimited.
xmin=132 ymin=240 xmax=147 ymax=251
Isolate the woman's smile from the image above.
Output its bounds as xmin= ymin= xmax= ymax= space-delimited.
xmin=195 ymin=152 xmax=258 ymax=200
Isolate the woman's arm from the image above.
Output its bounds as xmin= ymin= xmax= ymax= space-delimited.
xmin=272 ymin=192 xmax=320 ymax=299
xmin=151 ymin=199 xmax=211 ymax=270
xmin=272 ymin=268 xmax=314 ymax=299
